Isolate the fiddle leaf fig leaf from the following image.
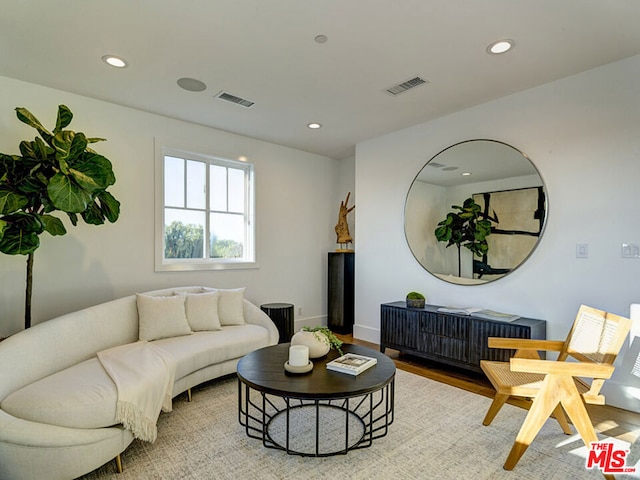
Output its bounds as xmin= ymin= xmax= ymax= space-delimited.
xmin=52 ymin=130 xmax=74 ymax=173
xmin=15 ymin=107 xmax=52 ymax=143
xmin=69 ymin=152 xmax=115 ymax=192
xmin=0 ymin=212 xmax=43 ymax=255
xmin=53 ymin=105 xmax=73 ymax=133
xmin=434 ymin=225 xmax=451 ymax=242
xmin=15 ymin=175 xmax=45 ymax=194
xmin=19 ymin=140 xmax=37 ymax=159
xmin=0 ymin=188 xmax=29 ymax=214
xmin=34 ymin=137 xmax=53 ymax=162
xmin=47 ymin=172 xmax=92 ymax=213
xmin=67 ymin=212 xmax=78 ymax=226
xmin=96 ymin=190 xmax=120 ymax=223
xmin=40 ymin=214 xmax=66 ymax=236
xmin=81 ymin=199 xmax=105 ymax=225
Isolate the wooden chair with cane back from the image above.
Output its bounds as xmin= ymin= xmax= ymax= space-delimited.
xmin=480 ymin=305 xmax=632 ymax=479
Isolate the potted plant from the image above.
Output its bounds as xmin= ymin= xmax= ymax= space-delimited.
xmin=291 ymin=325 xmax=344 ymax=357
xmin=434 ymin=197 xmax=494 ymax=277
xmin=406 ymin=291 xmax=426 ymax=309
xmin=0 ymin=105 xmax=121 ymax=329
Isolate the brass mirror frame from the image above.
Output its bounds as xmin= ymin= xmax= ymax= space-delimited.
xmin=404 ymin=139 xmax=547 ymax=285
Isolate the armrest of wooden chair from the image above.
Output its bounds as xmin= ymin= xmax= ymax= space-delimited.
xmin=510 ymin=358 xmax=614 ymax=378
xmin=488 ymin=338 xmax=565 ymax=351
xmin=488 ymin=338 xmax=565 ymax=359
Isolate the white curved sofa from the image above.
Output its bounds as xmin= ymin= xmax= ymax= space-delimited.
xmin=0 ymin=286 xmax=279 ymax=480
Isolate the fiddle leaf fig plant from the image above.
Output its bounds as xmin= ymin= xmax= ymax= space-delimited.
xmin=0 ymin=105 xmax=121 ymax=329
xmin=434 ymin=197 xmax=493 ymax=277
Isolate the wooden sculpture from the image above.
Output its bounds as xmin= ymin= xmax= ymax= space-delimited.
xmin=335 ymin=192 xmax=355 ymax=251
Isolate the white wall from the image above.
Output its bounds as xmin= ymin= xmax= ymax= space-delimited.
xmin=0 ymin=76 xmax=338 ymax=336
xmin=355 ymin=55 xmax=640 ymax=410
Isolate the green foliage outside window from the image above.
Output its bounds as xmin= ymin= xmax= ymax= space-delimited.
xmin=164 ymin=221 xmax=243 ymax=259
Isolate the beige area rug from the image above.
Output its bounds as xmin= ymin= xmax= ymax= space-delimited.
xmin=78 ymin=369 xmax=639 ymax=480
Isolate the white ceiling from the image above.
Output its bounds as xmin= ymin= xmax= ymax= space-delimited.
xmin=1 ymin=1 xmax=639 ymax=160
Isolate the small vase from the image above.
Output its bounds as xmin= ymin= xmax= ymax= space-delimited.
xmin=290 ymin=330 xmax=331 ymax=358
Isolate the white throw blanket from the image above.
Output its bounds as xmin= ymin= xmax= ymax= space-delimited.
xmin=97 ymin=341 xmax=176 ymax=442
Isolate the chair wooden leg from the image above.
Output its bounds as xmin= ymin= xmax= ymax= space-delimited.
xmin=504 ymin=377 xmax=561 ymax=471
xmin=552 ymin=404 xmax=573 ymax=435
xmin=187 ymin=388 xmax=192 ymax=402
xmin=483 ymin=393 xmax=509 ymax=426
xmin=561 ymin=395 xmax=616 ymax=480
xmin=559 ymin=382 xmax=599 ymax=449
xmin=115 ymin=454 xmax=123 ymax=474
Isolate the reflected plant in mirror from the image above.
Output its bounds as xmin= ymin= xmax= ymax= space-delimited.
xmin=404 ymin=140 xmax=546 ymax=285
xmin=434 ymin=197 xmax=494 ymax=277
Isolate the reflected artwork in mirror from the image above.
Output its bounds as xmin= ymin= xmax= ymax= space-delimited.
xmin=404 ymin=139 xmax=547 ymax=285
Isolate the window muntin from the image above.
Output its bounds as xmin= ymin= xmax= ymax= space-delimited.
xmin=157 ymin=148 xmax=255 ymax=270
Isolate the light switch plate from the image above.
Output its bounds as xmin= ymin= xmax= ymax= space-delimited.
xmin=622 ymin=243 xmax=640 ymax=258
xmin=576 ymin=243 xmax=589 ymax=259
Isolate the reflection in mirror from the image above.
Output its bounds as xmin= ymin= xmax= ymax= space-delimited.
xmin=404 ymin=140 xmax=546 ymax=285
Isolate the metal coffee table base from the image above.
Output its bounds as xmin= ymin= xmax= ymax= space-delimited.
xmin=238 ymin=380 xmax=394 ymax=457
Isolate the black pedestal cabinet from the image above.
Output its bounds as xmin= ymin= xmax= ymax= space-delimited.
xmin=260 ymin=303 xmax=294 ymax=344
xmin=328 ymin=252 xmax=354 ymax=334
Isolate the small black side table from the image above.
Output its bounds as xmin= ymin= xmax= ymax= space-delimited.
xmin=260 ymin=303 xmax=294 ymax=344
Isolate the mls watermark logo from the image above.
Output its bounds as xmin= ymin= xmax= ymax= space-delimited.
xmin=586 ymin=441 xmax=636 ymax=474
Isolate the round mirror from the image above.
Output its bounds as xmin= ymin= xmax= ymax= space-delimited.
xmin=404 ymin=139 xmax=546 ymax=285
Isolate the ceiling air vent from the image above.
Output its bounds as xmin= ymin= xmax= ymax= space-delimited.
xmin=385 ymin=76 xmax=428 ymax=96
xmin=215 ymin=91 xmax=255 ymax=108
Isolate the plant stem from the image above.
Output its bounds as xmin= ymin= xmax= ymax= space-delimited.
xmin=25 ymin=252 xmax=33 ymax=329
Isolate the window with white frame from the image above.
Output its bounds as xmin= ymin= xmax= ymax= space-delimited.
xmin=156 ymin=147 xmax=255 ymax=271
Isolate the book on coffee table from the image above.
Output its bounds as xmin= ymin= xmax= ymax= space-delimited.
xmin=326 ymin=353 xmax=377 ymax=376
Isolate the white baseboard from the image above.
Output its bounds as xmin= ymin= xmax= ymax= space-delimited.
xmin=353 ymin=324 xmax=380 ymax=344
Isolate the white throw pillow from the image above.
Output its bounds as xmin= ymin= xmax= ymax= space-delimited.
xmin=203 ymin=287 xmax=246 ymax=325
xmin=183 ymin=291 xmax=222 ymax=331
xmin=136 ymin=293 xmax=192 ymax=341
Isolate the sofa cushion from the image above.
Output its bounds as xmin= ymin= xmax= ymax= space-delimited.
xmin=153 ymin=325 xmax=269 ymax=380
xmin=0 ymin=357 xmax=118 ymax=429
xmin=203 ymin=287 xmax=246 ymax=325
xmin=183 ymin=291 xmax=222 ymax=331
xmin=137 ymin=293 xmax=193 ymax=341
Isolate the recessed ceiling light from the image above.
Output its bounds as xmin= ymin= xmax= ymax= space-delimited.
xmin=177 ymin=77 xmax=207 ymax=92
xmin=487 ymin=39 xmax=514 ymax=55
xmin=307 ymin=123 xmax=322 ymax=129
xmin=314 ymin=35 xmax=328 ymax=44
xmin=102 ymin=55 xmax=128 ymax=68
xmin=461 ymin=172 xmax=472 ymax=176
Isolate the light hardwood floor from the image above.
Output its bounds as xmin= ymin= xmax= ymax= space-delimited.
xmin=337 ymin=333 xmax=640 ymax=444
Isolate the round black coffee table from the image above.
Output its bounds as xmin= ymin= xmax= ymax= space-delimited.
xmin=237 ymin=343 xmax=395 ymax=456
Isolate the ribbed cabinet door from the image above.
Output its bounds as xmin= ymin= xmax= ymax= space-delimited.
xmin=418 ymin=313 xmax=470 ymax=363
xmin=469 ymin=319 xmax=529 ymax=364
xmin=381 ymin=305 xmax=419 ymax=350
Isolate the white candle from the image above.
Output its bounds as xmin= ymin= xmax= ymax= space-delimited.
xmin=289 ymin=345 xmax=309 ymax=367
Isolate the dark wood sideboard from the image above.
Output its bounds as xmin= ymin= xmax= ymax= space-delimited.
xmin=380 ymin=302 xmax=546 ymax=373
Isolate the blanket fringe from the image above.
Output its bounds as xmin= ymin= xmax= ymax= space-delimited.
xmin=116 ymin=400 xmax=158 ymax=443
